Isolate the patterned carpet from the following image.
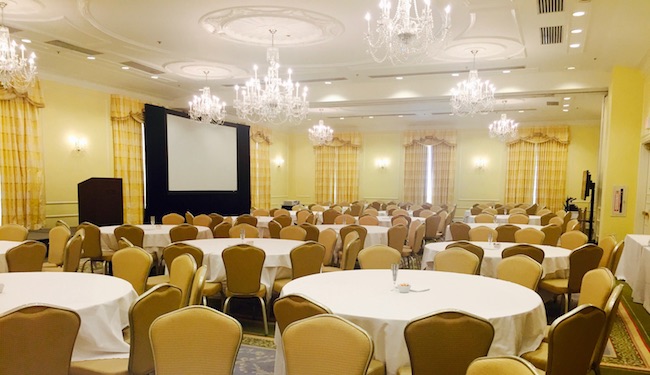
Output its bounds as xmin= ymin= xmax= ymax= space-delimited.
xmin=601 ymin=297 xmax=650 ymax=373
xmin=233 ymin=335 xmax=276 ymax=375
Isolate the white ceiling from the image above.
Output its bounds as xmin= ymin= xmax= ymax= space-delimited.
xmin=4 ymin=0 xmax=650 ymax=131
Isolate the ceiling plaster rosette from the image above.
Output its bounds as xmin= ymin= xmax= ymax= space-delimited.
xmin=164 ymin=61 xmax=246 ymax=80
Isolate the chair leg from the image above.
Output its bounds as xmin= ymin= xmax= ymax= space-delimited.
xmin=563 ymin=293 xmax=570 ymax=313
xmin=223 ymin=296 xmax=232 ymax=315
xmin=258 ymin=297 xmax=269 ymax=336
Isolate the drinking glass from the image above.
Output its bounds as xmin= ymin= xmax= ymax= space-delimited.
xmin=150 ymin=215 xmax=155 ymax=226
xmin=391 ymin=263 xmax=399 ymax=288
xmin=240 ymin=228 xmax=246 ymax=242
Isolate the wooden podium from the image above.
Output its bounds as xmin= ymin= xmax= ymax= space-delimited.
xmin=78 ymin=178 xmax=123 ymax=226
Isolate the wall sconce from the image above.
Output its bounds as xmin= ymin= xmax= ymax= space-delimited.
xmin=375 ymin=158 xmax=390 ymax=169
xmin=474 ymin=157 xmax=487 ymax=170
xmin=68 ymin=136 xmax=87 ymax=152
xmin=273 ymin=156 xmax=285 ymax=168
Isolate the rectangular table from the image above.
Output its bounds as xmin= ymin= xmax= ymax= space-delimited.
xmin=619 ymin=235 xmax=650 ymax=312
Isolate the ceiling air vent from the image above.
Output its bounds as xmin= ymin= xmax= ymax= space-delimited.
xmin=45 ymin=40 xmax=102 ymax=56
xmin=540 ymin=26 xmax=563 ymax=45
xmin=120 ymin=61 xmax=164 ymax=75
xmin=546 ymin=101 xmax=560 ymax=106
xmin=538 ymin=0 xmax=564 ymax=14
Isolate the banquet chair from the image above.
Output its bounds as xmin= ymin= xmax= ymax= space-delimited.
xmin=555 ymin=210 xmax=567 ymax=219
xmin=168 ymin=253 xmax=197 ymax=306
xmin=482 ymin=208 xmax=498 ymax=216
xmin=212 ymin=221 xmax=232 ymax=238
xmin=296 ymin=209 xmax=312 ymax=224
xmin=449 ymin=222 xmax=471 ymax=241
xmin=334 ymin=213 xmax=356 ymax=224
xmin=548 ymin=216 xmax=564 ymax=227
xmin=273 ymin=294 xmax=332 ymax=334
xmin=292 ymin=204 xmax=306 ymax=211
xmin=318 ymin=228 xmax=338 ymax=266
xmin=269 ymin=219 xmax=282 ymax=239
xmin=252 ymin=208 xmax=270 ymax=217
xmin=468 ymin=226 xmax=498 ymax=242
xmin=311 ymin=204 xmax=325 ymax=212
xmin=114 ymin=224 xmax=145 ymax=248
xmin=566 ymin=219 xmax=580 ymax=232
xmin=521 ymin=305 xmax=606 ymax=374
xmin=433 ymin=248 xmax=480 ymax=275
xmin=350 ymin=203 xmax=364 ymax=216
xmin=0 ymin=304 xmax=81 ymax=375
xmin=222 ymin=244 xmax=269 ymax=335
xmin=322 ymin=208 xmax=341 ymax=224
xmin=43 ymin=230 xmax=85 ymax=273
xmin=540 ymin=212 xmax=557 ymax=226
xmin=609 ymin=241 xmax=625 ymax=274
xmin=466 ymin=356 xmax=538 ymax=375
xmin=76 ymin=222 xmax=111 ymax=274
xmin=42 ymin=224 xmax=71 ymax=270
xmin=187 ymin=265 xmax=207 ymax=306
xmin=541 ymin=224 xmax=562 ymax=246
xmin=502 ymin=244 xmax=545 ymax=264
xmin=359 ymin=215 xmax=380 ymax=226
xmin=6 ymin=240 xmax=47 ymax=272
xmin=185 ymin=211 xmax=194 ymax=224
xmin=273 ymin=242 xmax=325 ymax=294
xmin=538 ymin=244 xmax=603 ymax=313
xmin=392 ymin=208 xmax=409 ymax=217
xmin=208 ymin=213 xmax=225 ymax=231
xmin=398 ymin=310 xmax=494 ymax=375
xmin=526 ymin=203 xmax=538 ymax=215
xmin=590 ymin=284 xmax=624 ymax=375
xmin=69 ymin=284 xmax=183 ymax=375
xmin=388 ymin=224 xmax=408 ymax=252
xmin=113 ymin=246 xmax=154 ymax=295
xmin=514 ymin=228 xmax=545 ymax=244
xmin=0 ymin=223 xmax=28 ymax=241
xmin=363 ymin=208 xmax=379 ymax=216
xmin=339 ymin=224 xmax=368 ymax=250
xmin=150 ymin=305 xmax=242 ymax=375
xmin=359 ymin=245 xmax=401 ymax=269
xmin=597 ymin=235 xmax=617 ymax=268
xmin=537 ymin=208 xmax=552 ymax=216
xmin=229 ymin=223 xmax=259 ymax=238
xmin=401 ymin=223 xmax=425 ymax=268
xmin=496 ymin=255 xmax=543 ymax=290
xmin=558 ymin=230 xmax=588 ymax=250
xmin=470 ymin=206 xmax=483 ymax=215
xmin=392 ymin=215 xmax=411 ymax=227
xmin=475 ymin=213 xmax=496 ymax=223
xmin=412 ymin=208 xmax=424 ymax=217
xmin=424 ymin=214 xmax=442 ymax=241
xmin=370 ymin=201 xmax=382 ymax=210
xmin=235 ymin=214 xmax=258 ymax=227
xmin=323 ymin=234 xmax=361 ymax=272
xmin=169 ymin=223 xmax=198 ymax=242
xmin=508 ymin=214 xmax=530 ymax=224
xmin=274 ymin=214 xmax=293 ymax=227
xmin=280 ymin=226 xmax=307 ymax=241
xmin=192 ymin=214 xmax=212 ymax=227
xmin=283 ymin=314 xmax=376 ymax=375
xmin=274 ymin=208 xmax=291 ymax=217
xmin=162 ymin=213 xmax=184 ymax=225
xmin=495 ymin=224 xmax=520 ymax=243
xmin=509 ymin=208 xmax=527 ymax=215
xmin=445 ymin=241 xmax=484 ymax=275
xmin=300 ymin=222 xmax=320 ymax=241
xmin=561 ymin=213 xmax=572 ymax=233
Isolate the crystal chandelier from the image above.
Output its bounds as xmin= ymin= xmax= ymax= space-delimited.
xmin=308 ymin=110 xmax=334 ymax=146
xmin=489 ymin=109 xmax=518 ymax=141
xmin=364 ymin=0 xmax=451 ymax=64
xmin=0 ymin=2 xmax=37 ymax=92
xmin=450 ymin=50 xmax=495 ymax=116
xmin=233 ymin=30 xmax=309 ymax=125
xmin=188 ymin=71 xmax=226 ymax=125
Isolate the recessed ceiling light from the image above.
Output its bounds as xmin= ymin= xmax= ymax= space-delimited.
xmin=573 ymin=11 xmax=586 ymax=17
xmin=398 ymin=115 xmax=403 ymax=118
xmin=340 ymin=117 xmax=345 ymax=120
xmin=121 ymin=66 xmax=130 ymax=70
xmin=449 ymin=113 xmax=454 ymax=116
xmin=563 ymin=104 xmax=570 ymax=107
xmin=396 ymin=76 xmax=403 ymax=80
xmin=502 ymin=70 xmax=511 ymax=74
xmin=324 ymin=81 xmax=332 ymax=85
xmin=571 ymin=29 xmax=583 ymax=34
xmin=368 ymin=116 xmax=374 ymax=119
xmin=518 ymin=110 xmax=525 ymax=113
xmin=21 ymin=38 xmax=31 ymax=44
xmin=563 ymin=109 xmax=569 ymax=112
xmin=151 ymin=75 xmax=159 ymax=79
xmin=567 ymin=66 xmax=576 ymax=70
xmin=564 ymin=97 xmax=571 ymax=100
xmin=570 ymin=43 xmax=581 ymax=48
xmin=451 ymin=73 xmax=460 ymax=77
xmin=87 ymin=56 xmax=96 ymax=60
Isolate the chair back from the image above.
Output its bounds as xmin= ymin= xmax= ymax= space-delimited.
xmin=597 ymin=235 xmax=617 ymax=268
xmin=467 ymin=356 xmax=538 ymax=375
xmin=334 ymin=214 xmax=356 ymax=225
xmin=311 ymin=204 xmax=325 ymax=212
xmin=169 ymin=223 xmax=198 ymax=242
xmin=150 ymin=305 xmax=242 ymax=375
xmin=229 ymin=223 xmax=259 ymax=238
xmin=391 ymin=215 xmax=410 ymax=227
xmin=349 ymin=203 xmax=364 ymax=216
xmin=235 ymin=214 xmax=258 ymax=227
xmin=541 ymin=224 xmax=562 ymax=246
xmin=212 ymin=221 xmax=232 ymax=238
xmin=424 ymin=214 xmax=442 ymax=240
xmin=509 ymin=208 xmax=527 ymax=215
xmin=339 ymin=224 xmax=368 ymax=249
xmin=274 ymin=294 xmax=332 ymax=334
xmin=445 ymin=241 xmax=484 ymax=274
xmin=169 ymin=254 xmax=197 ymax=306
xmin=318 ymin=228 xmax=338 ymax=266
xmin=62 ymin=230 xmax=84 ymax=272
xmin=114 ymin=224 xmax=145 ymax=248
xmin=387 ymin=224 xmax=408 ymax=252
xmin=559 ymin=230 xmax=588 ymax=250
xmin=468 ymin=226 xmax=498 ymax=242
xmin=300 ymin=223 xmax=320 ymax=242
xmin=274 ymin=208 xmax=291 ymax=217
xmin=474 ymin=213 xmax=495 ymax=223
xmin=274 ymin=215 xmax=293 ymax=227
xmin=208 ymin=213 xmax=225 ymax=231
xmin=75 ymin=221 xmax=101 ymax=259
xmin=495 ymin=224 xmax=520 ymax=243
xmin=358 ymin=215 xmax=379 ymax=225
xmin=496 ymin=255 xmax=543 ymax=290
xmin=577 ymin=267 xmax=615 ymax=309
xmin=188 ymin=265 xmax=207 ymax=306
xmin=591 ymin=284 xmax=624 ymax=373
xmin=184 ymin=211 xmax=194 ymax=224
xmin=363 ymin=208 xmax=379 ymax=217
xmin=269 ymin=219 xmax=283 ymax=238
xmin=540 ymin=212 xmax=557 ymax=226
xmin=280 ymin=226 xmax=307 ymax=241
xmin=162 ymin=213 xmax=184 ymax=225
xmin=113 ymin=246 xmax=154 ymax=295
xmin=404 ymin=310 xmax=494 ymax=375
xmin=549 ymin=216 xmax=564 ymax=227
xmin=0 ymin=304 xmax=80 ymax=375
xmin=6 ymin=240 xmax=47 ymax=272
xmin=567 ymin=244 xmax=604 ymax=293
xmin=290 ymin=241 xmax=325 ymax=279
xmin=128 ymin=284 xmax=183 ymax=375
xmin=609 ymin=240 xmax=625 ymax=274
xmin=322 ymin=208 xmax=341 ymax=224
xmin=358 ymin=245 xmax=401 ymax=269
xmin=0 ymin=223 xmax=28 ymax=241
xmin=508 ymin=213 xmax=530 ymax=224
xmin=434 ymin=248 xmax=480 ymax=275
xmin=514 ymin=227 xmax=545 ymax=244
xmin=283 ymin=314 xmax=373 ymax=375
xmin=482 ymin=208 xmax=498 ymax=215
xmin=192 ymin=214 xmax=212 ymax=227
xmin=566 ymin=218 xmax=580 ymax=232
xmin=545 ymin=304 xmax=606 ymax=375
xmin=502 ymin=244 xmax=545 ymax=264
xmin=525 ymin=203 xmax=538 ymax=215
xmin=47 ymin=225 xmax=71 ymax=266
xmin=252 ymin=208 xmax=270 ymax=217
xmin=296 ymin=210 xmax=312 ymax=224
xmin=222 ymin=244 xmax=266 ymax=294
xmin=340 ymin=236 xmax=362 ymax=270
xmin=406 ymin=221 xmax=421 ymax=248
xmin=449 ymin=222 xmax=471 ymax=241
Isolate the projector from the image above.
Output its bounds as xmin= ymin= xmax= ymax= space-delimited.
xmin=283 ymin=200 xmax=300 ymax=206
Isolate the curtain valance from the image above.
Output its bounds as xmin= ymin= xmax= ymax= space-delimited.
xmin=316 ymin=132 xmax=361 ymax=148
xmin=0 ymin=79 xmax=45 ymax=108
xmin=111 ymin=95 xmax=144 ymax=124
xmin=250 ymin=125 xmax=272 ymax=145
xmin=506 ymin=126 xmax=570 ymax=145
xmin=403 ymin=130 xmax=457 ymax=147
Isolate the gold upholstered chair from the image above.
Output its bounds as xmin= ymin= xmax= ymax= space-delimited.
xmin=212 ymin=221 xmax=232 ymax=238
xmin=358 ymin=215 xmax=380 ymax=226
xmin=185 ymin=211 xmax=194 ymax=225
xmin=252 ymin=208 xmax=270 ymax=217
xmin=273 ymin=242 xmax=325 ymax=295
xmin=42 ymin=225 xmax=71 ymax=270
xmin=229 ymin=223 xmax=259 ymax=238
xmin=474 ymin=213 xmax=495 ymax=223
xmin=168 ymin=254 xmax=197 ymax=307
xmin=445 ymin=241 xmax=484 ymax=275
xmin=340 ymin=224 xmax=368 ymax=249
xmin=609 ymin=240 xmax=625 ymax=274
xmin=424 ymin=214 xmax=442 ymax=241
xmin=449 ymin=222 xmax=471 ymax=241
xmin=514 ymin=227 xmax=545 ymax=244
xmin=358 ymin=245 xmax=401 ymax=269
xmin=321 ymin=208 xmax=341 ymax=224
xmin=192 ymin=214 xmax=212 ymax=227
xmin=541 ymin=224 xmax=562 ymax=246
xmin=150 ymin=305 xmax=242 ymax=375
xmin=0 ymin=304 xmax=81 ymax=375
xmin=42 ymin=230 xmax=84 ymax=273
xmin=323 ymin=233 xmax=361 ymax=272
xmin=69 ymin=284 xmax=183 ymax=375
xmin=269 ymin=219 xmax=283 ymax=239
xmin=274 ymin=208 xmax=291 ymax=218
xmin=274 ymin=215 xmax=293 ymax=228
xmin=597 ymin=235 xmax=617 ymax=268
xmin=77 ymin=222 xmax=111 ymax=273
xmin=235 ymin=214 xmax=258 ymax=227
xmin=387 ymin=224 xmax=408 ymax=252
xmin=114 ymin=224 xmax=145 ymax=249
xmin=558 ymin=230 xmax=588 ymax=250
xmin=397 ymin=310 xmax=494 ymax=375
xmin=433 ymin=247 xmax=480 ymax=275
xmin=467 ymin=356 xmax=538 ymax=375
xmin=318 ymin=228 xmax=338 ymax=266
xmin=496 ymin=254 xmax=543 ymax=290
xmin=299 ymin=223 xmax=320 ymax=241
xmin=590 ymin=284 xmax=624 ymax=375
xmin=169 ymin=223 xmax=199 ymax=242
xmin=501 ymin=244 xmax=545 ymax=264
xmin=113 ymin=246 xmax=154 ymax=295
xmin=0 ymin=223 xmax=28 ymax=241
xmin=273 ymin=294 xmax=332 ymax=335
xmin=188 ymin=265 xmax=207 ymax=306
xmin=161 ymin=212 xmax=184 ymax=225
xmin=401 ymin=222 xmax=425 ymax=266
xmin=508 ymin=213 xmax=530 ymax=224
xmin=222 ymin=244 xmax=269 ymax=335
xmin=6 ymin=240 xmax=47 ymax=272
xmin=468 ymin=225 xmax=498 ymax=242
xmin=495 ymin=224 xmax=520 ymax=243
xmin=280 ymin=226 xmax=307 ymax=241
xmin=334 ymin=213 xmax=356 ymax=225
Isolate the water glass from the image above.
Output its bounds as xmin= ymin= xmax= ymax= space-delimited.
xmin=150 ymin=215 xmax=155 ymax=226
xmin=391 ymin=263 xmax=399 ymax=287
xmin=240 ymin=228 xmax=246 ymax=241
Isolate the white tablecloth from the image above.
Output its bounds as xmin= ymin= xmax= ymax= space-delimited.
xmin=465 ymin=214 xmax=542 ymax=225
xmin=619 ymin=235 xmax=650 ymax=312
xmin=377 ymin=216 xmax=425 ymax=228
xmin=0 ymin=240 xmax=24 ymax=273
xmin=445 ymin=223 xmax=545 ymax=241
xmin=315 ymin=224 xmax=388 ymax=248
xmin=274 ymin=270 xmax=546 ymax=375
xmin=182 ymin=238 xmax=305 ymax=301
xmin=422 ymin=241 xmax=571 ymax=279
xmin=100 ymin=224 xmax=213 ymax=257
xmin=0 ymin=272 xmax=137 ymax=361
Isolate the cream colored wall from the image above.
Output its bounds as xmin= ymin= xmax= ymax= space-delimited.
xmin=40 ymin=79 xmax=113 ymax=228
xmin=359 ymin=133 xmax=403 ymax=202
xmin=566 ymin=126 xmax=601 ymax=213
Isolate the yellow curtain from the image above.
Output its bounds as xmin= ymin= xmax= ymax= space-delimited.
xmin=110 ymin=95 xmax=145 ymax=224
xmin=505 ymin=126 xmax=569 ymax=211
xmin=314 ymin=133 xmax=361 ymax=203
xmin=250 ymin=126 xmax=271 ymax=210
xmin=403 ymin=130 xmax=456 ymax=205
xmin=0 ymin=80 xmax=46 ymax=229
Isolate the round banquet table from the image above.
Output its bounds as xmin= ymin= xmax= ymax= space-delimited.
xmin=274 ymin=270 xmax=546 ymax=375
xmin=465 ymin=214 xmax=542 ymax=225
xmin=377 ymin=216 xmax=425 ymax=228
xmin=100 ymin=224 xmax=213 ymax=257
xmin=445 ymin=222 xmax=545 ymax=241
xmin=422 ymin=241 xmax=571 ymax=279
xmin=0 ymin=272 xmax=137 ymax=361
xmin=315 ymin=224 xmax=388 ymax=248
xmin=0 ymin=240 xmax=24 ymax=273
xmin=182 ymin=238 xmax=306 ymax=301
